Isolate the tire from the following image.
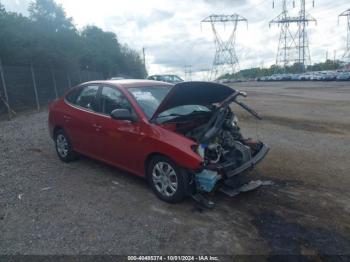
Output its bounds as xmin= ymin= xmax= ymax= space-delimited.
xmin=147 ymin=155 xmax=189 ymax=203
xmin=54 ymin=129 xmax=78 ymax=162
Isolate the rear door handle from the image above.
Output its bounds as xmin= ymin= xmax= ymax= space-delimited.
xmin=63 ymin=115 xmax=71 ymax=122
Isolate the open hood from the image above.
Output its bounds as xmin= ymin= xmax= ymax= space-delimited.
xmin=151 ymin=81 xmax=236 ymax=120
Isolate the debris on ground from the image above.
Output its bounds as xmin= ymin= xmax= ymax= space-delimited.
xmin=40 ymin=187 xmax=53 ymax=191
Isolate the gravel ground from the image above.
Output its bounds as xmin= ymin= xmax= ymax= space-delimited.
xmin=0 ymin=81 xmax=350 ymax=257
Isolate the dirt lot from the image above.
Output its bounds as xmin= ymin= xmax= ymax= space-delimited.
xmin=1 ymin=81 xmax=350 ymax=257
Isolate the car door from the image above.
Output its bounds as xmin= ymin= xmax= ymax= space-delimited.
xmin=63 ymin=84 xmax=101 ymax=156
xmin=93 ymin=85 xmax=144 ymax=173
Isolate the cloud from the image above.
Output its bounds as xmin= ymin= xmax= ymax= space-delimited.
xmin=1 ymin=0 xmax=30 ymax=14
xmin=2 ymin=0 xmax=349 ymax=79
xmin=106 ymin=9 xmax=174 ymax=30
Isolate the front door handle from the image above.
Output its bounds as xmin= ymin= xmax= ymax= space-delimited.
xmin=93 ymin=124 xmax=102 ymax=130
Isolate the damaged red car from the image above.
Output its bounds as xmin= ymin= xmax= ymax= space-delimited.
xmin=48 ymin=80 xmax=269 ymax=205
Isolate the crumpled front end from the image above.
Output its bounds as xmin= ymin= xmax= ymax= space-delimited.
xmin=152 ymin=83 xmax=271 ymax=203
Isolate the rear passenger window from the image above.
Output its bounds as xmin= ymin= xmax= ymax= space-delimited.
xmin=75 ymin=85 xmax=99 ymax=111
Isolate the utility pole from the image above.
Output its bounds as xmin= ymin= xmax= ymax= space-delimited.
xmin=142 ymin=47 xmax=146 ymax=66
xmin=201 ymin=14 xmax=248 ymax=80
xmin=339 ymin=9 xmax=350 ymax=63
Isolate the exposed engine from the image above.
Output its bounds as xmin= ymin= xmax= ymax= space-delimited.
xmin=186 ymin=108 xmax=252 ymax=168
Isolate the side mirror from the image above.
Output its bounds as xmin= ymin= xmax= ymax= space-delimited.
xmin=110 ymin=109 xmax=137 ymax=122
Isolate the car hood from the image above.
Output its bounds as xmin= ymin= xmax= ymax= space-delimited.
xmin=151 ymin=81 xmax=236 ymax=120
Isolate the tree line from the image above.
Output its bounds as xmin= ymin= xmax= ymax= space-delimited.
xmin=0 ymin=0 xmax=147 ymax=79
xmin=219 ymin=60 xmax=344 ymax=80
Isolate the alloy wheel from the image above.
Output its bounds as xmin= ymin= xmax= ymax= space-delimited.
xmin=56 ymin=134 xmax=69 ymax=158
xmin=152 ymin=161 xmax=178 ymax=197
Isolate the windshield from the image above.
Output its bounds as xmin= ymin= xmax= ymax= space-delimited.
xmin=128 ymin=86 xmax=172 ymax=119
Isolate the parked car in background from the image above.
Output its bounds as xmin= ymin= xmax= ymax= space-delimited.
xmin=325 ymin=71 xmax=337 ymax=81
xmin=290 ymin=74 xmax=300 ymax=81
xmin=255 ymin=70 xmax=350 ymax=82
xmin=310 ymin=72 xmax=322 ymax=81
xmin=147 ymin=74 xmax=184 ymax=84
xmin=219 ymin=79 xmax=242 ymax=83
xmin=336 ymin=71 xmax=350 ymax=81
xmin=48 ymin=80 xmax=269 ymax=205
xmin=298 ymin=72 xmax=312 ymax=81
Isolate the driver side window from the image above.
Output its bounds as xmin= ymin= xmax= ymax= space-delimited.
xmin=100 ymin=86 xmax=133 ymax=115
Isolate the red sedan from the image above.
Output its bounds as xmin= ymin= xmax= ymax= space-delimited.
xmin=49 ymin=80 xmax=269 ymax=204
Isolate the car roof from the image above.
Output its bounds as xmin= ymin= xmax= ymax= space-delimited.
xmin=81 ymin=79 xmax=174 ymax=88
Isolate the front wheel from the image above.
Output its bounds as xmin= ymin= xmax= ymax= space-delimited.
xmin=147 ymin=156 xmax=189 ymax=203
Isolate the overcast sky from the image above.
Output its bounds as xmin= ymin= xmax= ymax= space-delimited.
xmin=2 ymin=0 xmax=349 ymax=79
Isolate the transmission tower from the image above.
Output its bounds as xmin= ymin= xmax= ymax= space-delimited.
xmin=339 ymin=9 xmax=350 ymax=63
xmin=296 ymin=0 xmax=316 ymax=69
xmin=270 ymin=0 xmax=298 ymax=69
xmin=270 ymin=0 xmax=316 ymax=71
xmin=201 ymin=14 xmax=248 ymax=80
xmin=184 ymin=65 xmax=192 ymax=81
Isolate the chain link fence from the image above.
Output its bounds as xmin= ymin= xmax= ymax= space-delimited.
xmin=0 ymin=62 xmax=103 ymax=118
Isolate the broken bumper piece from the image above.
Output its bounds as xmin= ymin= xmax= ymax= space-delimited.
xmin=217 ymin=142 xmax=269 ymax=178
xmin=219 ymin=180 xmax=263 ymax=197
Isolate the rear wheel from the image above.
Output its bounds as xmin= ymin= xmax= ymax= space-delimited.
xmin=147 ymin=156 xmax=189 ymax=203
xmin=54 ymin=129 xmax=78 ymax=162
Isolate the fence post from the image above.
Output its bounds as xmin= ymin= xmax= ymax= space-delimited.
xmin=51 ymin=69 xmax=58 ymax=99
xmin=30 ymin=63 xmax=40 ymax=111
xmin=67 ymin=73 xmax=72 ymax=89
xmin=0 ymin=59 xmax=12 ymax=119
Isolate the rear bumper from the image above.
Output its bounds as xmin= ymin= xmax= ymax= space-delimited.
xmin=219 ymin=142 xmax=269 ymax=178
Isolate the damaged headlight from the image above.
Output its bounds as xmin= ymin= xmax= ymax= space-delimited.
xmin=191 ymin=144 xmax=206 ymax=158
